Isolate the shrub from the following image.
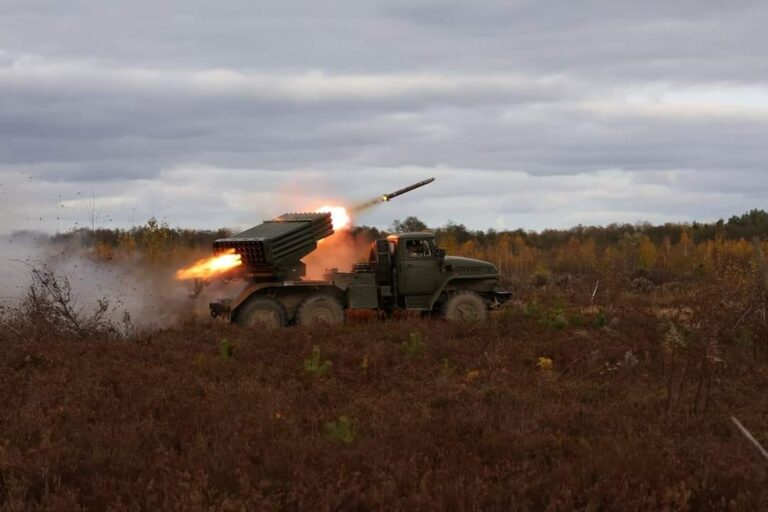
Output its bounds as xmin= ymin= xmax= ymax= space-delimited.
xmin=219 ymin=339 xmax=234 ymax=359
xmin=402 ymin=332 xmax=424 ymax=358
xmin=12 ymin=264 xmax=131 ymax=341
xmin=303 ymin=345 xmax=332 ymax=378
xmin=324 ymin=416 xmax=355 ymax=445
xmin=523 ymin=298 xmax=540 ymax=319
xmin=541 ymin=303 xmax=569 ymax=330
xmin=593 ymin=310 xmax=609 ymax=328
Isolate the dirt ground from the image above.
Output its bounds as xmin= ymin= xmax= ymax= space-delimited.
xmin=2 ymin=278 xmax=768 ymax=511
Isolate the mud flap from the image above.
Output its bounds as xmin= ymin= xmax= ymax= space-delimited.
xmin=209 ymin=299 xmax=232 ymax=319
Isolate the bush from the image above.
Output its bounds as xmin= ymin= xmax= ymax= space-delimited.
xmin=402 ymin=331 xmax=424 ymax=358
xmin=5 ymin=264 xmax=131 ymax=342
xmin=219 ymin=339 xmax=234 ymax=359
xmin=303 ymin=345 xmax=332 ymax=377
xmin=324 ymin=416 xmax=356 ymax=445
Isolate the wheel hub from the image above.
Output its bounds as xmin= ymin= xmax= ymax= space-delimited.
xmin=247 ymin=310 xmax=280 ymax=329
xmin=457 ymin=303 xmax=480 ymax=320
xmin=310 ymin=306 xmax=335 ymax=324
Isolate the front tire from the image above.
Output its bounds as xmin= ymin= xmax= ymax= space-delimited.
xmin=296 ymin=294 xmax=345 ymax=326
xmin=443 ymin=291 xmax=488 ymax=322
xmin=235 ymin=296 xmax=287 ymax=329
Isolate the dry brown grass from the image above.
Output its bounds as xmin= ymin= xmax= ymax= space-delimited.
xmin=2 ymin=273 xmax=768 ymax=510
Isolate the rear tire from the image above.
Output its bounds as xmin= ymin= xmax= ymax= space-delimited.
xmin=235 ymin=296 xmax=287 ymax=330
xmin=443 ymin=291 xmax=488 ymax=322
xmin=296 ymin=294 xmax=345 ymax=326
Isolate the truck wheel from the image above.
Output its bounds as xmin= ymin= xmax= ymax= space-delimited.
xmin=296 ymin=295 xmax=345 ymax=326
xmin=235 ymin=296 xmax=287 ymax=329
xmin=443 ymin=291 xmax=488 ymax=322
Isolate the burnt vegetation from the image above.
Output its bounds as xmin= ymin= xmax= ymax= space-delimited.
xmin=2 ymin=210 xmax=768 ymax=509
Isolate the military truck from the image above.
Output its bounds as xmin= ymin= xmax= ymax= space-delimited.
xmin=208 ymin=212 xmax=511 ymax=328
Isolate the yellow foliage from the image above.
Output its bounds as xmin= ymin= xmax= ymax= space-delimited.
xmin=638 ymin=236 xmax=658 ymax=269
xmin=118 ymin=232 xmax=136 ymax=255
xmin=93 ymin=241 xmax=114 ymax=261
xmin=537 ymin=357 xmax=554 ymax=371
xmin=465 ymin=370 xmax=481 ymax=383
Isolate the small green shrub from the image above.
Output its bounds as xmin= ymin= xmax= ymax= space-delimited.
xmin=402 ymin=332 xmax=424 ymax=358
xmin=324 ymin=416 xmax=355 ymax=444
xmin=593 ymin=310 xmax=608 ymax=328
xmin=523 ymin=298 xmax=540 ymax=319
xmin=441 ymin=358 xmax=456 ymax=377
xmin=541 ymin=303 xmax=569 ymax=330
xmin=219 ymin=339 xmax=234 ymax=360
xmin=303 ymin=345 xmax=332 ymax=378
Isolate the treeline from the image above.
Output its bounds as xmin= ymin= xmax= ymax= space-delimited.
xmin=48 ymin=217 xmax=232 ymax=262
xmin=43 ymin=209 xmax=768 ymax=276
xmin=383 ymin=209 xmax=768 ymax=277
xmin=389 ymin=209 xmax=768 ymax=249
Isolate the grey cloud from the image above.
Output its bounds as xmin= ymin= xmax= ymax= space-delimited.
xmin=4 ymin=1 xmax=767 ymax=81
xmin=0 ymin=0 xmax=767 ymax=233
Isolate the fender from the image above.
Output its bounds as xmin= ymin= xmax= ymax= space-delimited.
xmin=427 ymin=273 xmax=500 ymax=309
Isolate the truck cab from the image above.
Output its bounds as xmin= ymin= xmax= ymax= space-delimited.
xmin=381 ymin=232 xmax=506 ymax=312
xmin=326 ymin=232 xmax=508 ymax=316
xmin=391 ymin=233 xmax=442 ymax=297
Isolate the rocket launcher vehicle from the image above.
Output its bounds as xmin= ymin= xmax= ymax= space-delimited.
xmin=191 ymin=173 xmax=510 ymax=324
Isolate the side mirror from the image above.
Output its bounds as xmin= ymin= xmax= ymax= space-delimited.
xmin=437 ymin=248 xmax=446 ymax=265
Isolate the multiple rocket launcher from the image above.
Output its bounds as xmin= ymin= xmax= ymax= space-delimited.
xmin=211 ymin=178 xmax=435 ymax=277
xmin=213 ymin=212 xmax=333 ymax=274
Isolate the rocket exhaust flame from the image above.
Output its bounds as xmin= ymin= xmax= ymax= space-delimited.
xmin=176 ymin=249 xmax=242 ymax=280
xmin=315 ymin=205 xmax=351 ymax=231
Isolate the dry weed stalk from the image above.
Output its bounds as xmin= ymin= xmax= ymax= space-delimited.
xmin=0 ymin=316 xmax=30 ymax=343
xmin=4 ymin=263 xmax=132 ymax=341
xmin=732 ymin=416 xmax=768 ymax=462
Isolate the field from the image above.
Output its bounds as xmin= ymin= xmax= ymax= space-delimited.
xmin=2 ymin=262 xmax=768 ymax=511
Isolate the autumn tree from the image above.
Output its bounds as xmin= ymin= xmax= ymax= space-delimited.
xmin=137 ymin=217 xmax=173 ymax=263
xmin=638 ymin=236 xmax=658 ymax=269
xmin=391 ymin=216 xmax=428 ymax=233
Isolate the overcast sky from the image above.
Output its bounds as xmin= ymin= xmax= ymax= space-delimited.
xmin=0 ymin=0 xmax=766 ymax=234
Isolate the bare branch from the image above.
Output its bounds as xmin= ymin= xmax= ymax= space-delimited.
xmin=0 ymin=318 xmax=31 ymax=343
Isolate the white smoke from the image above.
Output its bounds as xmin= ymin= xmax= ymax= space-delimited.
xmin=0 ymin=231 xmax=228 ymax=330
xmin=0 ymin=231 xmax=49 ymax=307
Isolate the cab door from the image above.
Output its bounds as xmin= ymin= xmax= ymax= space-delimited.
xmin=397 ymin=238 xmax=439 ymax=296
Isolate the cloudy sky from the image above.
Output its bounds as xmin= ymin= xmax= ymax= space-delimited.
xmin=0 ymin=0 xmax=766 ymax=234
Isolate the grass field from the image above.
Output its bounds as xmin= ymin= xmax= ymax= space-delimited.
xmin=2 ymin=270 xmax=768 ymax=510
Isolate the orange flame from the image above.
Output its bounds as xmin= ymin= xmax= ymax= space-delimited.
xmin=176 ymin=249 xmax=242 ymax=280
xmin=315 ymin=205 xmax=351 ymax=231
